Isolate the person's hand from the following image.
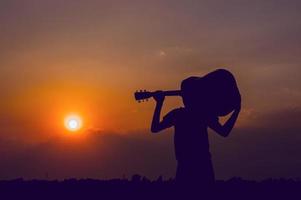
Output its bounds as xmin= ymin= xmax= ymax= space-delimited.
xmin=153 ymin=90 xmax=165 ymax=103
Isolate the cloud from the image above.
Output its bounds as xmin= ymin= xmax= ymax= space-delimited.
xmin=0 ymin=130 xmax=176 ymax=180
xmin=1 ymin=108 xmax=301 ymax=180
xmin=158 ymin=50 xmax=167 ymax=57
xmin=211 ymin=107 xmax=301 ymax=180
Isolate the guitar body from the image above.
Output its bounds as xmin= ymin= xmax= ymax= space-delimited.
xmin=135 ymin=69 xmax=240 ymax=117
xmin=181 ymin=69 xmax=240 ymax=116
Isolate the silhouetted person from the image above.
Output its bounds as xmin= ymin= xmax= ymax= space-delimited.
xmin=150 ymin=70 xmax=241 ymax=192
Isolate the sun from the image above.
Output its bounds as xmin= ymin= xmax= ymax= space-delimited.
xmin=64 ymin=114 xmax=83 ymax=132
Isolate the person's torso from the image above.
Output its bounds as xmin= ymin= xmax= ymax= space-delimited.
xmin=173 ymin=108 xmax=211 ymax=161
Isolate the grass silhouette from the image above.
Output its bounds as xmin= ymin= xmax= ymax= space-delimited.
xmin=1 ymin=176 xmax=301 ymax=199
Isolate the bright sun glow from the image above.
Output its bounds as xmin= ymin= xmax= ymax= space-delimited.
xmin=64 ymin=114 xmax=83 ymax=132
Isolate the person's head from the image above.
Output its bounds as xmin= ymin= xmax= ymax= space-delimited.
xmin=180 ymin=76 xmax=216 ymax=117
xmin=181 ymin=77 xmax=195 ymax=109
xmin=181 ymin=77 xmax=206 ymax=111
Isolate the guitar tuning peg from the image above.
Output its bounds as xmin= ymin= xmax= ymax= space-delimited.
xmin=138 ymin=100 xmax=141 ymax=103
xmin=140 ymin=90 xmax=142 ymax=92
xmin=144 ymin=89 xmax=146 ymax=92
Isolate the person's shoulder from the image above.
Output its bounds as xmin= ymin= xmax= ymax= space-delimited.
xmin=163 ymin=107 xmax=184 ymax=120
xmin=206 ymin=115 xmax=219 ymax=124
xmin=169 ymin=107 xmax=185 ymax=114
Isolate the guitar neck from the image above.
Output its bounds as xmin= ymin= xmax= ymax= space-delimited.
xmin=162 ymin=90 xmax=182 ymax=96
xmin=134 ymin=89 xmax=182 ymax=101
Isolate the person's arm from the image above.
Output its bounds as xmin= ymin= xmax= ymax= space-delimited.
xmin=151 ymin=91 xmax=173 ymax=133
xmin=209 ymin=103 xmax=241 ymax=137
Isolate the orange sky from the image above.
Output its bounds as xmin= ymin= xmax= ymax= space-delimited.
xmin=0 ymin=0 xmax=301 ymax=180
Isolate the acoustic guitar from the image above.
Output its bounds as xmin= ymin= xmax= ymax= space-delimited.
xmin=134 ymin=69 xmax=240 ymax=117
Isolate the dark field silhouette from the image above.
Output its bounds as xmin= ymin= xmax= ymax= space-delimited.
xmin=1 ymin=176 xmax=301 ymax=199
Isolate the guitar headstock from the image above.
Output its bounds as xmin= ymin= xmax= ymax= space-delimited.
xmin=134 ymin=90 xmax=152 ymax=102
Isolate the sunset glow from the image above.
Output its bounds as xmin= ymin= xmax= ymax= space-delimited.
xmin=64 ymin=115 xmax=83 ymax=132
